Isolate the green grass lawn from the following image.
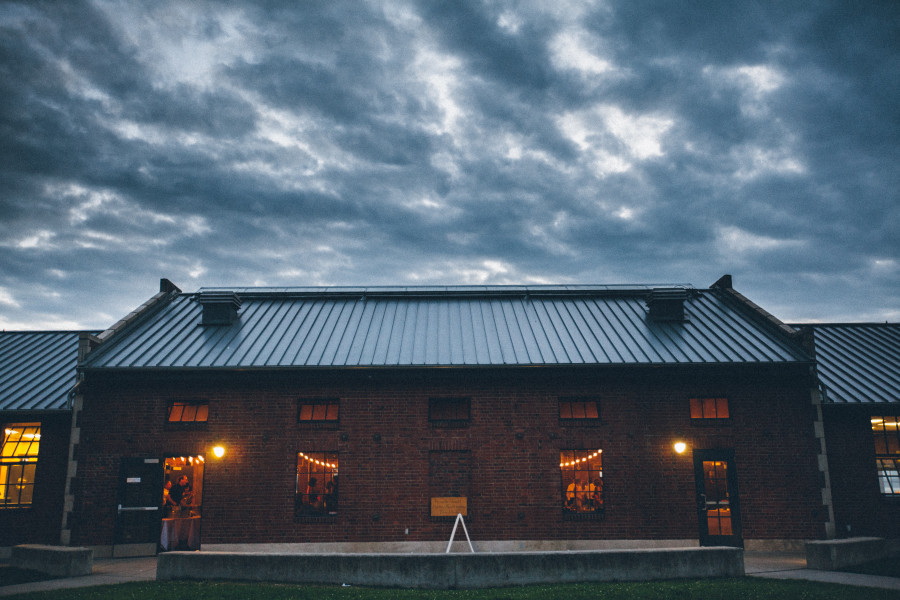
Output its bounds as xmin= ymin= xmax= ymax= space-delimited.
xmin=4 ymin=579 xmax=900 ymax=600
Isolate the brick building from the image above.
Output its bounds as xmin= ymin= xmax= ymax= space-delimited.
xmin=798 ymin=323 xmax=900 ymax=539
xmin=69 ymin=276 xmax=832 ymax=556
xmin=1 ymin=331 xmax=90 ymax=550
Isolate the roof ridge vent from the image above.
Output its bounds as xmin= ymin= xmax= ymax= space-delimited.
xmin=647 ymin=288 xmax=688 ymax=322
xmin=198 ymin=291 xmax=242 ymax=325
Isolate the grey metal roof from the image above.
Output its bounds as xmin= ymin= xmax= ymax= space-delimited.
xmin=805 ymin=324 xmax=900 ymax=404
xmin=0 ymin=331 xmax=86 ymax=411
xmin=82 ymin=285 xmax=809 ymax=370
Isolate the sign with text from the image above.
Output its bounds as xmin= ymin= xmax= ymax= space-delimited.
xmin=431 ymin=497 xmax=467 ymax=517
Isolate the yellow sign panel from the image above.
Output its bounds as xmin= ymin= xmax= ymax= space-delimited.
xmin=431 ymin=497 xmax=467 ymax=517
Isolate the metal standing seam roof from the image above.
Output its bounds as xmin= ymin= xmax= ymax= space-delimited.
xmin=81 ymin=285 xmax=810 ymax=370
xmin=804 ymin=324 xmax=900 ymax=404
xmin=0 ymin=331 xmax=89 ymax=411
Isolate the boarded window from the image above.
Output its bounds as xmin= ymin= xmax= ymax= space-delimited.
xmin=429 ymin=398 xmax=470 ymax=427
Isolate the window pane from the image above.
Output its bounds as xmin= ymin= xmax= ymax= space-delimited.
xmin=874 ymin=435 xmax=888 ymax=454
xmin=195 ymin=404 xmax=209 ymax=422
xmin=168 ymin=404 xmax=185 ymax=422
xmin=716 ymin=398 xmax=729 ymax=418
xmin=571 ymin=403 xmax=586 ymax=419
xmin=702 ymin=398 xmax=717 ymax=418
xmin=299 ymin=405 xmax=314 ymax=421
xmin=182 ymin=404 xmax=198 ymax=422
xmin=559 ymin=402 xmax=572 ymax=419
xmin=690 ymin=398 xmax=703 ymax=419
xmin=326 ymin=403 xmax=339 ymax=421
xmin=312 ymin=404 xmax=327 ymax=420
xmin=888 ymin=432 xmax=900 ymax=455
xmin=560 ymin=449 xmax=603 ymax=512
xmin=584 ymin=402 xmax=599 ymax=419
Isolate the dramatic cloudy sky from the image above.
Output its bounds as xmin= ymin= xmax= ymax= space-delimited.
xmin=1 ymin=1 xmax=897 ymax=330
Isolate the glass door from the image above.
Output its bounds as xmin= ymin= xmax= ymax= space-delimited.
xmin=693 ymin=449 xmax=742 ymax=547
xmin=161 ymin=455 xmax=204 ymax=551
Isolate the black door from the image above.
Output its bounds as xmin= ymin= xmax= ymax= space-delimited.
xmin=114 ymin=457 xmax=163 ymax=545
xmin=693 ymin=449 xmax=742 ymax=547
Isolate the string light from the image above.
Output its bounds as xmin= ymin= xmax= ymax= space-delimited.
xmin=559 ymin=450 xmax=602 ymax=468
xmin=298 ymin=452 xmax=338 ymax=469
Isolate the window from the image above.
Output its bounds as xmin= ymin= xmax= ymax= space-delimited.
xmin=429 ymin=397 xmax=470 ymax=427
xmin=559 ymin=398 xmax=600 ymax=422
xmin=298 ymin=399 xmax=339 ymax=422
xmin=167 ymin=401 xmax=209 ymax=423
xmin=872 ymin=416 xmax=900 ymax=496
xmin=560 ymin=449 xmax=603 ymax=513
xmin=690 ymin=398 xmax=730 ymax=421
xmin=1 ymin=423 xmax=40 ymax=508
xmin=296 ymin=452 xmax=338 ymax=517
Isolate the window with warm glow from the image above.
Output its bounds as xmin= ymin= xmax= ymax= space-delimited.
xmin=167 ymin=401 xmax=209 ymax=423
xmin=429 ymin=397 xmax=470 ymax=427
xmin=690 ymin=398 xmax=730 ymax=421
xmin=298 ymin=399 xmax=339 ymax=422
xmin=872 ymin=416 xmax=900 ymax=496
xmin=560 ymin=449 xmax=603 ymax=514
xmin=296 ymin=452 xmax=338 ymax=517
xmin=1 ymin=423 xmax=41 ymax=508
xmin=559 ymin=398 xmax=600 ymax=422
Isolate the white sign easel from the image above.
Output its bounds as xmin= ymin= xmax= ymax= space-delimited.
xmin=445 ymin=513 xmax=475 ymax=553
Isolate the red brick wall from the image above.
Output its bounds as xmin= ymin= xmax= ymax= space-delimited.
xmin=824 ymin=405 xmax=900 ymax=539
xmin=71 ymin=366 xmax=826 ymax=546
xmin=0 ymin=411 xmax=70 ymax=546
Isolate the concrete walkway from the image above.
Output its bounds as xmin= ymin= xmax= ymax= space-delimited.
xmin=1 ymin=551 xmax=898 ymax=595
xmin=745 ymin=551 xmax=900 ymax=591
xmin=0 ymin=556 xmax=156 ymax=597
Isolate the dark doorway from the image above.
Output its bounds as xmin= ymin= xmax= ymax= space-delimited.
xmin=114 ymin=457 xmax=163 ymax=546
xmin=693 ymin=449 xmax=742 ymax=547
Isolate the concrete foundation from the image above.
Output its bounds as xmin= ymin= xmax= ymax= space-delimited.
xmin=11 ymin=544 xmax=93 ymax=577
xmin=805 ymin=537 xmax=889 ymax=570
xmin=157 ymin=547 xmax=744 ymax=588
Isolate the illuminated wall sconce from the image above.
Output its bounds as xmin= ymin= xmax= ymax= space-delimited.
xmin=213 ymin=445 xmax=226 ymax=458
xmin=674 ymin=441 xmax=687 ymax=454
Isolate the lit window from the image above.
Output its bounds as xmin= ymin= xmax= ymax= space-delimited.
xmin=167 ymin=401 xmax=209 ymax=423
xmin=560 ymin=449 xmax=603 ymax=513
xmin=872 ymin=416 xmax=900 ymax=496
xmin=429 ymin=398 xmax=470 ymax=427
xmin=690 ymin=398 xmax=730 ymax=421
xmin=559 ymin=398 xmax=600 ymax=421
xmin=1 ymin=423 xmax=41 ymax=508
xmin=296 ymin=452 xmax=338 ymax=517
xmin=298 ymin=399 xmax=339 ymax=422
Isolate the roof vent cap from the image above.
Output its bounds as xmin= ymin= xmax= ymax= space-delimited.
xmin=647 ymin=288 xmax=688 ymax=322
xmin=198 ymin=291 xmax=242 ymax=325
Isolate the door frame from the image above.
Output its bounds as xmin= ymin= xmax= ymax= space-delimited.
xmin=693 ymin=448 xmax=743 ymax=547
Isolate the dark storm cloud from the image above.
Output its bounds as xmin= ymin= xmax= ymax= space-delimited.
xmin=0 ymin=1 xmax=897 ymax=329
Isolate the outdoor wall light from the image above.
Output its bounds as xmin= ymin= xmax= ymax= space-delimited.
xmin=213 ymin=445 xmax=226 ymax=458
xmin=674 ymin=441 xmax=687 ymax=454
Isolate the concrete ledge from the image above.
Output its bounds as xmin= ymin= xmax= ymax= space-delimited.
xmin=805 ymin=537 xmax=887 ymax=570
xmin=157 ymin=547 xmax=744 ymax=588
xmin=11 ymin=544 xmax=93 ymax=577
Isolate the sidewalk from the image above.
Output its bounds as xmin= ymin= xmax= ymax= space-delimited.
xmin=1 ymin=551 xmax=898 ymax=595
xmin=745 ymin=551 xmax=900 ymax=591
xmin=0 ymin=556 xmax=156 ymax=597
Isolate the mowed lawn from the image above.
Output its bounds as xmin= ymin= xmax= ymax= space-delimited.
xmin=5 ymin=578 xmax=900 ymax=600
